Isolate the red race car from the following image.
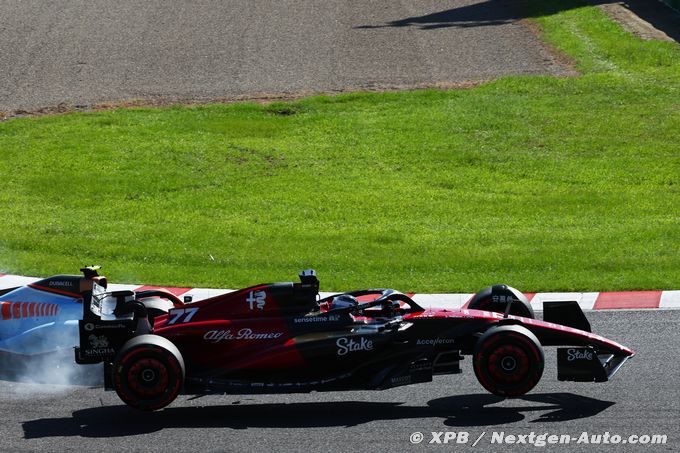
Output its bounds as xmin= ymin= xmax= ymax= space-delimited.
xmin=75 ymin=270 xmax=634 ymax=411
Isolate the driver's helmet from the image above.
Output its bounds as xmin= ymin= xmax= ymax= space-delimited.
xmin=331 ymin=294 xmax=358 ymax=310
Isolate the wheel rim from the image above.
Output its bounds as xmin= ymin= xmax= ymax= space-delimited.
xmin=487 ymin=344 xmax=530 ymax=384
xmin=127 ymin=358 xmax=170 ymax=397
xmin=500 ymin=356 xmax=517 ymax=371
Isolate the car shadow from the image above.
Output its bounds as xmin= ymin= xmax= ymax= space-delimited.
xmin=428 ymin=392 xmax=614 ymax=426
xmin=22 ymin=392 xmax=613 ymax=439
xmin=356 ymin=0 xmax=534 ymax=30
xmin=354 ymin=0 xmax=680 ymax=42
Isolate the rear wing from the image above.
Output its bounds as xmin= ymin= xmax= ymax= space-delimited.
xmin=86 ymin=282 xmax=138 ymax=319
xmin=76 ymin=283 xmax=150 ymax=365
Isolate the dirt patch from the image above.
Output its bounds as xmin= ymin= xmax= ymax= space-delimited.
xmin=0 ymin=81 xmax=489 ymax=121
xmin=521 ymin=19 xmax=580 ymax=76
xmin=264 ymin=104 xmax=303 ymax=116
xmin=1 ymin=102 xmax=78 ymax=121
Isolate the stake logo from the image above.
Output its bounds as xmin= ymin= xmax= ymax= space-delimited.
xmin=336 ymin=337 xmax=373 ymax=356
xmin=567 ymin=348 xmax=594 ymax=361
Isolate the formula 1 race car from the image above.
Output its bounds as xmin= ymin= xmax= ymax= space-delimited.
xmin=73 ymin=269 xmax=634 ymax=411
xmin=0 ymin=267 xmax=178 ymax=358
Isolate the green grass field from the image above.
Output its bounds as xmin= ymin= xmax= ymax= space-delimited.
xmin=0 ymin=0 xmax=678 ymax=292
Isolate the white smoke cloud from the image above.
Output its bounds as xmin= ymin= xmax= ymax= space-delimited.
xmin=0 ymin=351 xmax=104 ymax=399
xmin=0 ymin=321 xmax=104 ymax=394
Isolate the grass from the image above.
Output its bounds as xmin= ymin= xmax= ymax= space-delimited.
xmin=0 ymin=0 xmax=678 ymax=292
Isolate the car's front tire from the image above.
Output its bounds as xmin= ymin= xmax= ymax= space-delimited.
xmin=473 ymin=325 xmax=544 ymax=397
xmin=112 ymin=334 xmax=184 ymax=411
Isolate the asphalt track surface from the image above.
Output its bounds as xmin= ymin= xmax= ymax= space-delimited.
xmin=0 ymin=0 xmax=569 ymax=113
xmin=0 ymin=310 xmax=677 ymax=452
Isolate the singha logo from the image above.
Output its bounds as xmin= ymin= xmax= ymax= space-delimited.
xmin=88 ymin=334 xmax=109 ymax=348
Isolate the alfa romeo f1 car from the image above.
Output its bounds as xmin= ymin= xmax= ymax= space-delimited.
xmin=72 ymin=269 xmax=634 ymax=410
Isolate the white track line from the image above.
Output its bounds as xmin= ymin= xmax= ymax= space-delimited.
xmin=108 ymin=283 xmax=144 ymax=292
xmin=1 ymin=275 xmax=679 ymax=310
xmin=411 ymin=293 xmax=473 ymax=310
xmin=181 ymin=288 xmax=233 ymax=302
xmin=530 ymin=292 xmax=599 ymax=312
xmin=0 ymin=275 xmax=39 ymax=287
xmin=660 ymin=290 xmax=680 ymax=309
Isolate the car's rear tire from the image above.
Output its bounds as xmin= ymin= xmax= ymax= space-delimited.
xmin=473 ymin=325 xmax=544 ymax=397
xmin=468 ymin=285 xmax=535 ymax=318
xmin=112 ymin=334 xmax=184 ymax=411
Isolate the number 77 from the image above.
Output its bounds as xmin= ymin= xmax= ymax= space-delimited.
xmin=167 ymin=307 xmax=199 ymax=325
